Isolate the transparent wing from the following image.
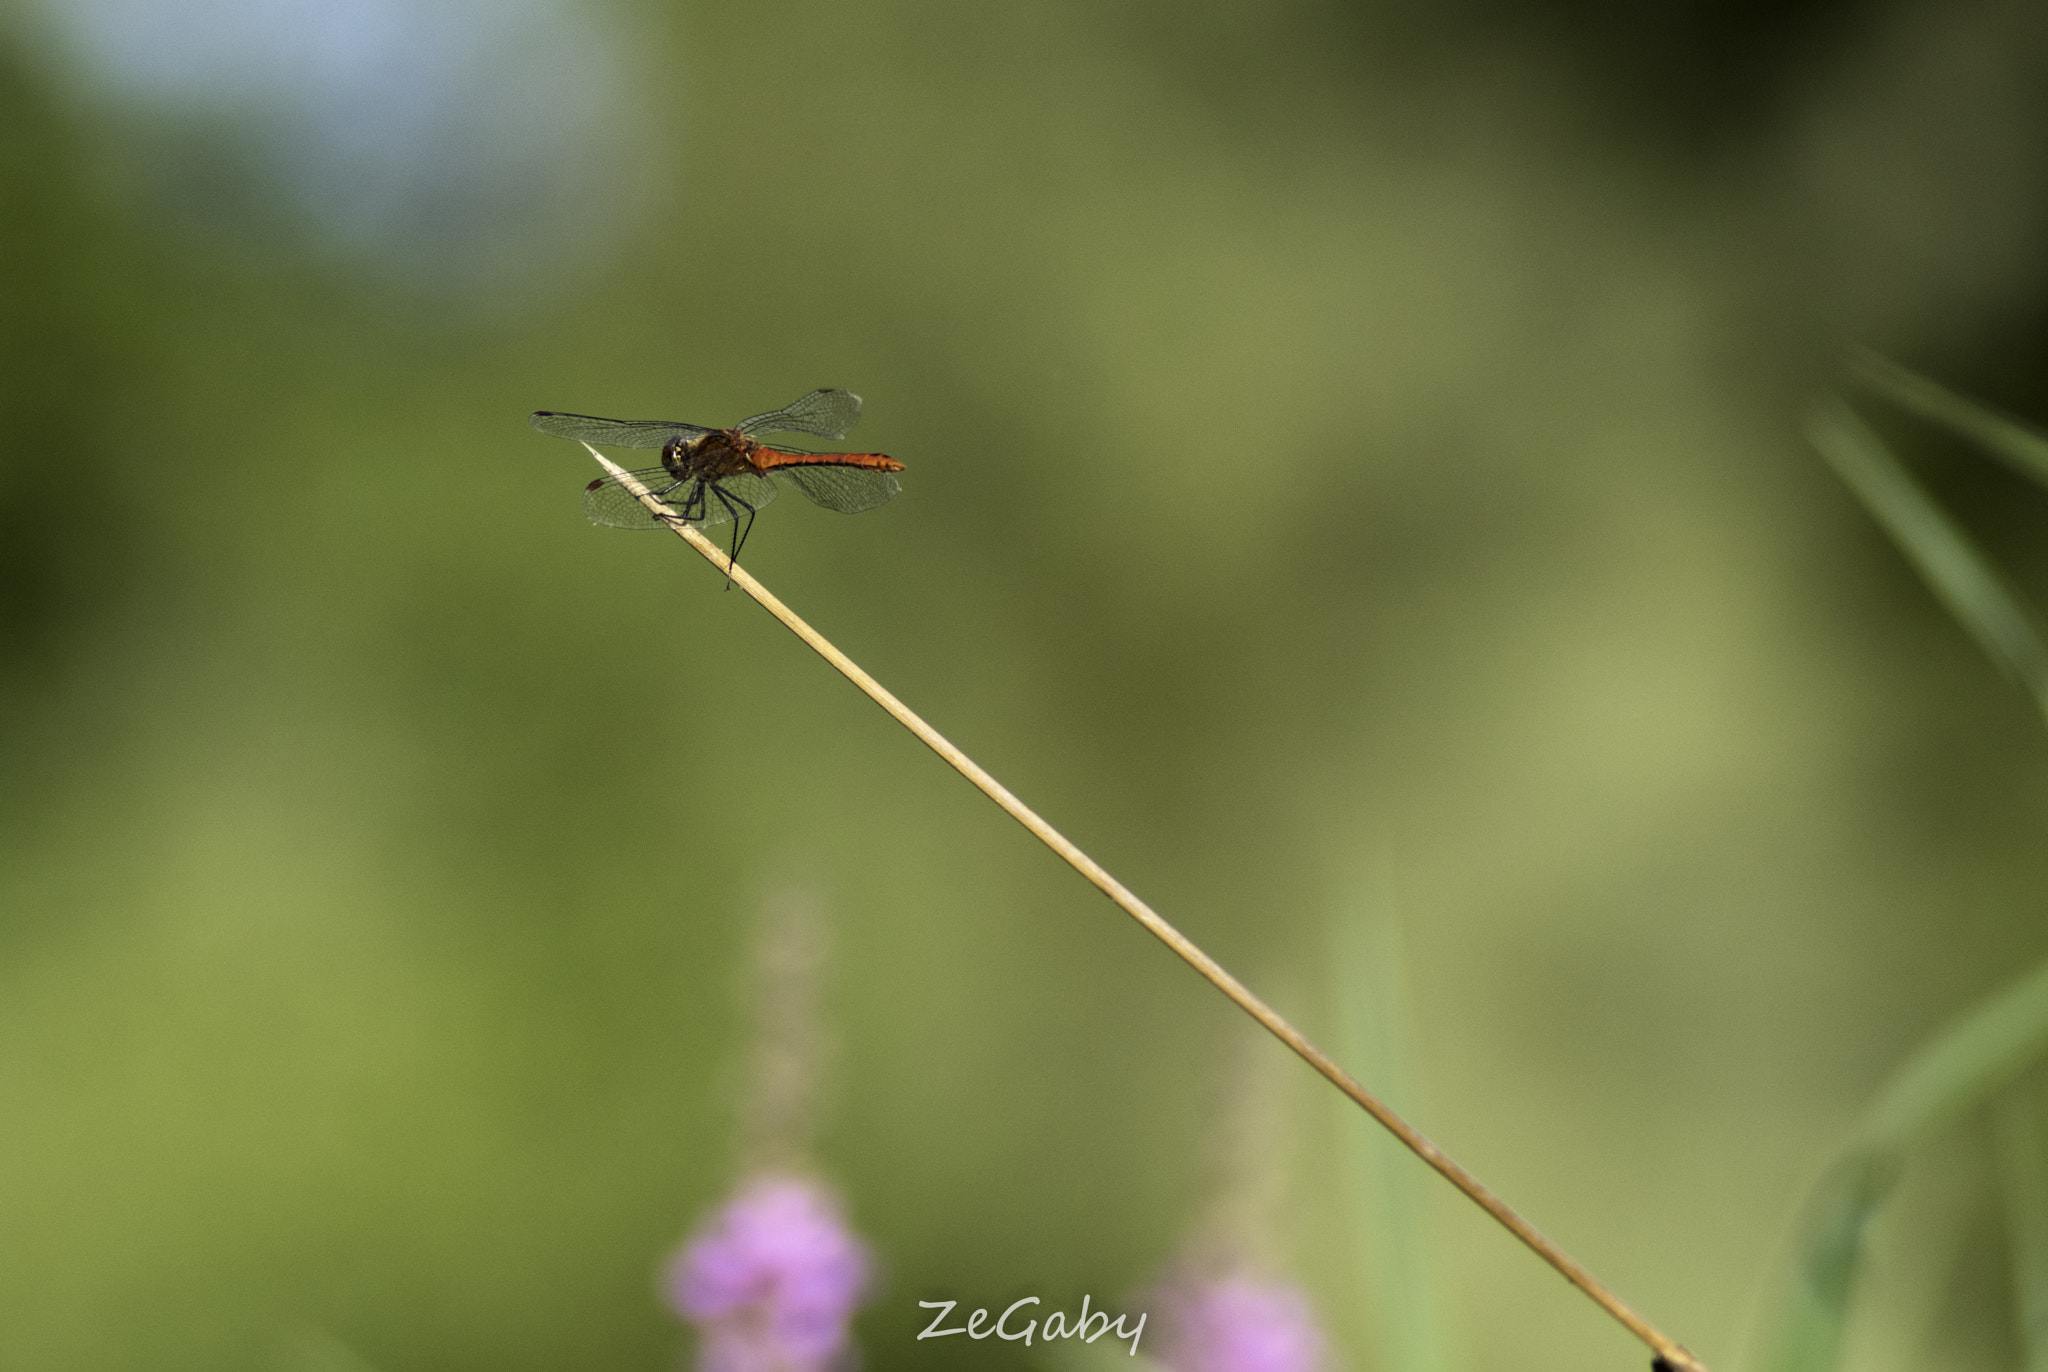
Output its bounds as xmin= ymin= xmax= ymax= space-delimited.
xmin=581 ymin=469 xmax=779 ymax=530
xmin=772 ymin=463 xmax=903 ymax=514
xmin=582 ymin=467 xmax=693 ymax=529
xmin=531 ymin=411 xmax=713 ymax=450
xmin=690 ymin=472 xmax=781 ymax=527
xmin=737 ymin=389 xmax=863 ymax=440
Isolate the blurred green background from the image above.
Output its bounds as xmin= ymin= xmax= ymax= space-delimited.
xmin=6 ymin=1 xmax=2048 ymax=1369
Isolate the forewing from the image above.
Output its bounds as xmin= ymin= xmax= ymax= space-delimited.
xmin=531 ymin=411 xmax=712 ymax=450
xmin=737 ymin=389 xmax=862 ymax=440
xmin=773 ymin=463 xmax=902 ymax=514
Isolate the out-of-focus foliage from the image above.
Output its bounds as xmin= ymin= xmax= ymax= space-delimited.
xmin=7 ymin=2 xmax=2048 ymax=1371
xmin=1758 ymin=958 xmax=2048 ymax=1372
xmin=1808 ymin=395 xmax=2048 ymax=722
xmin=1756 ymin=362 xmax=2048 ymax=1372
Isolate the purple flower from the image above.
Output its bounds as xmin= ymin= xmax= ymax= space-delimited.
xmin=665 ymin=1174 xmax=873 ymax=1372
xmin=1153 ymin=1273 xmax=1326 ymax=1372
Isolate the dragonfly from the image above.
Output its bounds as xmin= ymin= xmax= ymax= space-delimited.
xmin=528 ymin=388 xmax=904 ymax=569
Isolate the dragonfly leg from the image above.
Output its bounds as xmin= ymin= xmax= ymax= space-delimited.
xmin=728 ymin=502 xmax=758 ymax=568
xmin=648 ymin=478 xmax=691 ymax=527
xmin=707 ymin=483 xmax=761 ymax=589
xmin=655 ymin=480 xmax=708 ymax=530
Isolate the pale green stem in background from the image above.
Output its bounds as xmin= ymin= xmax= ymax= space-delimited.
xmin=1332 ymin=886 xmax=1452 ymax=1372
xmin=1996 ymin=1079 xmax=2048 ymax=1372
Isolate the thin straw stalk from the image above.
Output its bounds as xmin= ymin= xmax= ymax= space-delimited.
xmin=582 ymin=444 xmax=1706 ymax=1372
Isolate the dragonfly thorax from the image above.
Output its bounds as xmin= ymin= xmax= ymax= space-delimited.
xmin=663 ymin=428 xmax=760 ymax=480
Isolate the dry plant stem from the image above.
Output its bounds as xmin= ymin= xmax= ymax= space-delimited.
xmin=585 ymin=447 xmax=1707 ymax=1372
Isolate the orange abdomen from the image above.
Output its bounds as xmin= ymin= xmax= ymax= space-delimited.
xmin=752 ymin=447 xmax=904 ymax=473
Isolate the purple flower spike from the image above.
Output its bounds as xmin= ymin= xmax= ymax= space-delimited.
xmin=666 ymin=1174 xmax=873 ymax=1372
xmin=1155 ymin=1273 xmax=1326 ymax=1372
